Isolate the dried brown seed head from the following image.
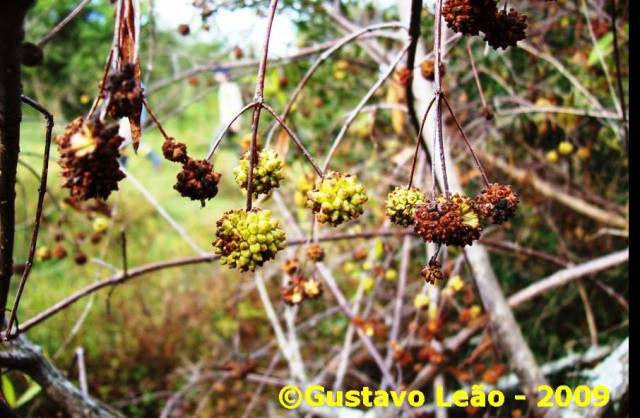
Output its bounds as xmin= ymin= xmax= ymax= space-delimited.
xmin=56 ymin=117 xmax=126 ymax=201
xmin=473 ymin=183 xmax=519 ymax=224
xmin=104 ymin=64 xmax=143 ymax=119
xmin=306 ymin=243 xmax=325 ymax=262
xmin=162 ymin=138 xmax=189 ymax=163
xmin=483 ymin=9 xmax=527 ymax=50
xmin=174 ymin=158 xmax=221 ymax=204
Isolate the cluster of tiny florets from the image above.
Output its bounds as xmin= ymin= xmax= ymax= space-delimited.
xmin=306 ymin=243 xmax=325 ymax=262
xmin=55 ymin=117 xmax=126 ymax=201
xmin=213 ymin=209 xmax=286 ymax=272
xmin=473 ymin=183 xmax=519 ymax=224
xmin=414 ymin=194 xmax=481 ymax=247
xmin=233 ymin=149 xmax=285 ymax=198
xmin=281 ymin=275 xmax=323 ymax=305
xmin=421 ymin=260 xmax=444 ymax=284
xmin=306 ymin=171 xmax=368 ymax=226
xmin=442 ymin=0 xmax=527 ymax=49
xmin=419 ymin=59 xmax=446 ymax=81
xmin=294 ymin=174 xmax=315 ymax=208
xmin=385 ymin=186 xmax=426 ymax=227
xmin=104 ymin=63 xmax=143 ymax=119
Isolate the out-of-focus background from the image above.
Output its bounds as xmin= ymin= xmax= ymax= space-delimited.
xmin=8 ymin=0 xmax=628 ymax=416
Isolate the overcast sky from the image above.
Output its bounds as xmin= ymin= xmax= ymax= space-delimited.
xmin=153 ymin=0 xmax=298 ymax=56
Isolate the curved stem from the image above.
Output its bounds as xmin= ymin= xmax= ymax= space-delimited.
xmin=260 ymin=103 xmax=323 ymax=177
xmin=408 ymin=96 xmax=436 ymax=188
xmin=265 ymin=22 xmax=409 ymax=145
xmin=441 ymin=94 xmax=490 ymax=187
xmin=141 ymin=97 xmax=169 ymax=140
xmin=322 ymin=42 xmax=411 ymax=174
xmin=205 ymin=101 xmax=257 ymax=162
xmin=245 ymin=0 xmax=279 ymax=211
xmin=3 ymin=97 xmax=53 ymax=338
xmin=466 ymin=39 xmax=487 ymax=109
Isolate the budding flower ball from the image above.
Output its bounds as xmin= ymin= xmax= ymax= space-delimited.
xmin=234 ymin=149 xmax=285 ymax=198
xmin=306 ymin=171 xmax=368 ymax=226
xmin=294 ymin=174 xmax=315 ymax=208
xmin=213 ymin=209 xmax=286 ymax=272
xmin=385 ymin=186 xmax=426 ymax=227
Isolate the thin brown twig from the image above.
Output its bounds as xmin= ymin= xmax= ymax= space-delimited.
xmin=6 ymin=228 xmax=586 ymax=338
xmin=466 ymin=39 xmax=488 ymax=109
xmin=432 ymin=0 xmax=449 ymax=198
xmin=87 ymin=49 xmax=113 ymax=119
xmin=609 ymin=0 xmax=628 ymax=152
xmin=141 ymin=97 xmax=170 ymax=140
xmin=259 ymin=103 xmax=323 ymax=177
xmin=265 ymin=22 xmax=408 ymax=144
xmin=246 ymin=0 xmax=279 ymax=211
xmin=37 ymin=0 xmax=93 ymax=47
xmin=3 ymin=96 xmax=54 ymax=339
xmin=206 ymin=101 xmax=257 ymax=162
xmin=441 ymin=94 xmax=490 ymax=186
xmin=408 ymin=96 xmax=437 ymax=188
xmin=322 ymin=42 xmax=412 ymax=173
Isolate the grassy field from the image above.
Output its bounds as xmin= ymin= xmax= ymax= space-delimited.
xmin=15 ymin=89 xmax=249 ymax=365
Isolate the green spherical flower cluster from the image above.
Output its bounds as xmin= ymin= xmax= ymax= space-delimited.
xmin=385 ymin=186 xmax=426 ymax=227
xmin=233 ymin=149 xmax=284 ymax=198
xmin=294 ymin=173 xmax=315 ymax=208
xmin=306 ymin=171 xmax=368 ymax=226
xmin=213 ymin=208 xmax=286 ymax=271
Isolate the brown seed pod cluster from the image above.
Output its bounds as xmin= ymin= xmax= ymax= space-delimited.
xmin=177 ymin=24 xmax=190 ymax=36
xmin=442 ymin=0 xmax=498 ymax=35
xmin=221 ymin=358 xmax=257 ymax=380
xmin=20 ymin=42 xmax=44 ymax=67
xmin=421 ymin=260 xmax=444 ymax=284
xmin=483 ymin=8 xmax=528 ymax=50
xmin=473 ymin=183 xmax=519 ymax=224
xmin=443 ymin=0 xmax=527 ymax=49
xmin=419 ymin=59 xmax=446 ymax=81
xmin=162 ymin=137 xmax=189 ymax=163
xmin=56 ymin=117 xmax=126 ymax=201
xmin=174 ymin=158 xmax=222 ymax=204
xmin=281 ymin=258 xmax=300 ymax=275
xmin=281 ymin=275 xmax=323 ymax=306
xmin=161 ymin=136 xmax=221 ymax=204
xmin=306 ymin=243 xmax=325 ymax=262
xmin=104 ymin=63 xmax=143 ymax=119
xmin=414 ymin=194 xmax=482 ymax=247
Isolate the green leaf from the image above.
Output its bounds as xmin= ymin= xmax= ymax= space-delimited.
xmin=1 ymin=375 xmax=16 ymax=408
xmin=15 ymin=382 xmax=42 ymax=409
xmin=588 ymin=33 xmax=613 ymax=66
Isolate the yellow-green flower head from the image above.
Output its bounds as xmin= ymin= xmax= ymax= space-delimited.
xmin=385 ymin=186 xmax=426 ymax=227
xmin=213 ymin=208 xmax=286 ymax=272
xmin=294 ymin=173 xmax=315 ymax=208
xmin=306 ymin=171 xmax=368 ymax=226
xmin=92 ymin=216 xmax=110 ymax=234
xmin=233 ymin=149 xmax=285 ymax=198
xmin=557 ymin=141 xmax=574 ymax=155
xmin=414 ymin=293 xmax=430 ymax=310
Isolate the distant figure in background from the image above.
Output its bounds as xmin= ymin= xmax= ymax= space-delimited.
xmin=214 ymin=68 xmax=244 ymax=137
xmin=118 ymin=108 xmax=162 ymax=169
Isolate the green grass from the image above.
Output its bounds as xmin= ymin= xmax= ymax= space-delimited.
xmin=14 ymin=90 xmax=247 ymax=359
